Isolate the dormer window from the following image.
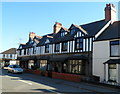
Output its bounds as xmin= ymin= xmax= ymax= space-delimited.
xmin=70 ymin=28 xmax=76 ymax=35
xmin=61 ymin=31 xmax=67 ymax=37
xmin=45 ymin=44 xmax=49 ymax=53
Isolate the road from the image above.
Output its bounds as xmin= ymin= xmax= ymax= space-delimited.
xmin=0 ymin=69 xmax=120 ymax=94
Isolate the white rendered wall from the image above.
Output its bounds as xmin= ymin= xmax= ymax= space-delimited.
xmin=93 ymin=41 xmax=110 ymax=82
xmin=118 ymin=64 xmax=120 ymax=83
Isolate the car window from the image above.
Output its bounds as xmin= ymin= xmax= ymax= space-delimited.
xmin=9 ymin=65 xmax=13 ymax=68
xmin=13 ymin=65 xmax=20 ymax=68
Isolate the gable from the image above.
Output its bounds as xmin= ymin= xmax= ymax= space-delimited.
xmin=18 ymin=45 xmax=22 ymax=49
xmin=74 ymin=31 xmax=84 ymax=38
xmin=45 ymin=39 xmax=50 ymax=44
xmin=33 ymin=42 xmax=36 ymax=46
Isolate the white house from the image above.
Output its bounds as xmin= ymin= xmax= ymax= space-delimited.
xmin=0 ymin=48 xmax=18 ymax=67
xmin=93 ymin=21 xmax=120 ymax=86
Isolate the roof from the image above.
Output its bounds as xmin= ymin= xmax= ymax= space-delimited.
xmin=37 ymin=35 xmax=53 ymax=46
xmin=95 ymin=21 xmax=120 ymax=41
xmin=52 ymin=27 xmax=69 ymax=43
xmin=81 ymin=19 xmax=109 ymax=36
xmin=0 ymin=48 xmax=17 ymax=54
xmin=103 ymin=59 xmax=120 ymax=64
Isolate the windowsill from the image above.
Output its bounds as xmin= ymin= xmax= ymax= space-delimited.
xmin=54 ymin=51 xmax=60 ymax=52
xmin=110 ymin=55 xmax=120 ymax=57
xmin=45 ymin=52 xmax=49 ymax=53
xmin=108 ymin=80 xmax=117 ymax=82
xmin=62 ymin=50 xmax=67 ymax=51
xmin=75 ymin=48 xmax=83 ymax=50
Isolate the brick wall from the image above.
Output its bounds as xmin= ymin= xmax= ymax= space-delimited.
xmin=52 ymin=72 xmax=81 ymax=82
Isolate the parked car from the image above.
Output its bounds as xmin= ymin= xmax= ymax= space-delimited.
xmin=7 ymin=65 xmax=23 ymax=73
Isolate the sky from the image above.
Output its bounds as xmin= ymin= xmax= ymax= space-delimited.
xmin=1 ymin=1 xmax=119 ymax=53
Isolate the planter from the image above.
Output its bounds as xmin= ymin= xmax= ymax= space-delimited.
xmin=51 ymin=72 xmax=81 ymax=82
xmin=24 ymin=69 xmax=41 ymax=75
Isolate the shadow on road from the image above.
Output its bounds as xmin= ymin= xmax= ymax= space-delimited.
xmin=1 ymin=69 xmax=83 ymax=93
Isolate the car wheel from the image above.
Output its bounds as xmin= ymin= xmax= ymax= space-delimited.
xmin=12 ymin=70 xmax=14 ymax=73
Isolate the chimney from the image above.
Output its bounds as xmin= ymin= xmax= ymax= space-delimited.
xmin=53 ymin=22 xmax=62 ymax=34
xmin=105 ymin=3 xmax=116 ymax=22
xmin=29 ymin=32 xmax=36 ymax=41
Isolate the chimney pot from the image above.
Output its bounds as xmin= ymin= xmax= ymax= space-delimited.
xmin=53 ymin=22 xmax=62 ymax=34
xmin=105 ymin=3 xmax=116 ymax=22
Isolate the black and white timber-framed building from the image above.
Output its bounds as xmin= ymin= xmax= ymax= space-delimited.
xmin=17 ymin=3 xmax=118 ymax=79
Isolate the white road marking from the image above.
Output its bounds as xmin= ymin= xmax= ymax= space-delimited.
xmin=3 ymin=75 xmax=32 ymax=85
xmin=18 ymin=80 xmax=32 ymax=85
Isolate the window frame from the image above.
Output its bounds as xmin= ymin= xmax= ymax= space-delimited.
xmin=54 ymin=43 xmax=60 ymax=52
xmin=110 ymin=40 xmax=120 ymax=57
xmin=108 ymin=64 xmax=117 ymax=82
xmin=10 ymin=54 xmax=12 ymax=58
xmin=75 ymin=37 xmax=83 ymax=50
xmin=24 ymin=48 xmax=26 ymax=55
xmin=62 ymin=41 xmax=68 ymax=51
xmin=45 ymin=44 xmax=49 ymax=53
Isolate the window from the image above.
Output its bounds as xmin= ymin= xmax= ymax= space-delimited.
xmin=19 ymin=50 xmax=21 ymax=55
xmin=61 ymin=31 xmax=67 ymax=37
xmin=33 ymin=46 xmax=36 ymax=54
xmin=6 ymin=54 xmax=8 ymax=58
xmin=3 ymin=54 xmax=5 ymax=58
xmin=45 ymin=44 xmax=49 ymax=53
xmin=62 ymin=42 xmax=68 ymax=51
xmin=24 ymin=49 xmax=26 ymax=55
xmin=40 ymin=60 xmax=47 ymax=71
xmin=70 ymin=26 xmax=76 ymax=35
xmin=70 ymin=29 xmax=75 ymax=35
xmin=75 ymin=38 xmax=83 ymax=50
xmin=27 ymin=49 xmax=29 ymax=55
xmin=55 ymin=43 xmax=60 ymax=52
xmin=10 ymin=54 xmax=12 ymax=58
xmin=108 ymin=64 xmax=116 ymax=82
xmin=68 ymin=60 xmax=85 ymax=74
xmin=110 ymin=40 xmax=120 ymax=56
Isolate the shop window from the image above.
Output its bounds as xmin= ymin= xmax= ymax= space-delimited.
xmin=68 ymin=60 xmax=85 ymax=74
xmin=108 ymin=64 xmax=117 ymax=82
xmin=40 ymin=60 xmax=47 ymax=71
xmin=110 ymin=40 xmax=120 ymax=56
